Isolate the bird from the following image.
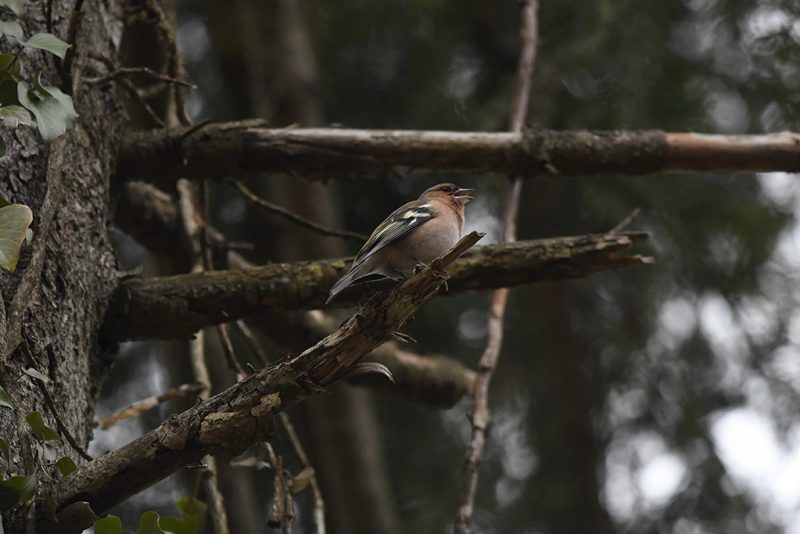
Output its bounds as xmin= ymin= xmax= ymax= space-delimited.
xmin=326 ymin=183 xmax=474 ymax=304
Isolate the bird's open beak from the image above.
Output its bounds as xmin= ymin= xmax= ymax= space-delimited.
xmin=454 ymin=188 xmax=474 ymax=204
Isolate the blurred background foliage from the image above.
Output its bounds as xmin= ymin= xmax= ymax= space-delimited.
xmin=98 ymin=0 xmax=800 ymax=532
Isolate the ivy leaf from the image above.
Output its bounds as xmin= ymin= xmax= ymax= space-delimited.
xmin=17 ymin=75 xmax=78 ymax=142
xmin=0 ymin=21 xmax=22 ymax=41
xmin=0 ymin=104 xmax=31 ymax=127
xmin=23 ymin=367 xmax=49 ymax=383
xmin=25 ymin=411 xmax=60 ymax=441
xmin=0 ymin=385 xmax=12 ymax=408
xmin=0 ymin=53 xmax=21 ymax=106
xmin=136 ymin=511 xmax=165 ymax=534
xmin=0 ymin=0 xmax=27 ymax=16
xmin=94 ymin=515 xmax=123 ymax=534
xmin=55 ymin=456 xmax=76 ymax=476
xmin=158 ymin=516 xmax=197 ymax=534
xmin=0 ymin=474 xmax=36 ymax=509
xmin=0 ymin=481 xmax=17 ymax=511
xmin=24 ymin=33 xmax=70 ymax=59
xmin=0 ymin=203 xmax=32 ymax=271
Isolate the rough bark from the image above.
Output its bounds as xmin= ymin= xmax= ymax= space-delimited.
xmin=0 ymin=0 xmax=126 ymax=529
xmin=102 ymin=232 xmax=651 ymax=340
xmin=116 ymin=125 xmax=800 ymax=184
xmin=50 ymin=233 xmax=481 ymax=521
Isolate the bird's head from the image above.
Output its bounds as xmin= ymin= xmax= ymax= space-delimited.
xmin=421 ymin=183 xmax=474 ymax=206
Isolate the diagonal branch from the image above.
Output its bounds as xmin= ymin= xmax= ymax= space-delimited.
xmin=49 ymin=232 xmax=483 ymax=518
xmin=116 ymin=124 xmax=800 ymax=185
xmin=101 ymin=232 xmax=653 ymax=341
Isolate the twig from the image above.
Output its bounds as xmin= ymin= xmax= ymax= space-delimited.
xmin=177 ymin=179 xmax=231 ymax=534
xmin=97 ymin=383 xmax=204 ymax=430
xmin=88 ymin=54 xmax=166 ymax=128
xmin=61 ymin=0 xmax=85 ymax=85
xmin=232 ymin=180 xmax=368 ymax=242
xmin=265 ymin=442 xmax=295 ymax=533
xmin=37 ymin=378 xmax=92 ymax=461
xmin=278 ymin=413 xmax=325 ymax=534
xmin=233 ymin=320 xmax=326 ymax=533
xmin=455 ymin=2 xmax=538 ymax=532
xmin=607 ymin=208 xmax=641 ymax=234
xmin=84 ymin=67 xmax=195 ymax=88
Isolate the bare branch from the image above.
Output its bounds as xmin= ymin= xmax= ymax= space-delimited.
xmin=116 ymin=124 xmax=800 ymax=184
xmin=457 ymin=3 xmax=538 ymax=530
xmin=51 ymin=232 xmax=483 ymax=516
xmin=84 ymin=67 xmax=195 ymax=87
xmin=232 ymin=179 xmax=367 ymax=242
xmin=97 ymin=383 xmax=205 ymax=430
xmin=102 ymin=232 xmax=652 ymax=341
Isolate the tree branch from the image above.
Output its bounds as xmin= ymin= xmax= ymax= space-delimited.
xmin=116 ymin=123 xmax=800 ymax=184
xmin=114 ymin=183 xmax=476 ymax=408
xmin=50 ymin=233 xmax=483 ymax=518
xmin=101 ymin=232 xmax=652 ymax=341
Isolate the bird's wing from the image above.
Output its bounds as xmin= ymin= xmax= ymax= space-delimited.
xmin=351 ymin=200 xmax=435 ymax=268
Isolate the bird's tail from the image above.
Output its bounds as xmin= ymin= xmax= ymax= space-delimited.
xmin=326 ymin=264 xmax=365 ymax=304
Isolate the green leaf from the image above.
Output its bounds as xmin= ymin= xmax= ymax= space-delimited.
xmin=25 ymin=411 xmax=60 ymax=441
xmin=0 ymin=104 xmax=31 ymax=127
xmin=175 ymin=498 xmax=207 ymax=521
xmin=136 ymin=511 xmax=165 ymax=534
xmin=0 ymin=54 xmax=21 ymax=106
xmin=0 ymin=204 xmax=32 ymax=271
xmin=94 ymin=515 xmax=123 ymax=534
xmin=0 ymin=385 xmax=12 ymax=408
xmin=24 ymin=33 xmax=70 ymax=59
xmin=0 ymin=21 xmax=22 ymax=41
xmin=0 ymin=0 xmax=27 ymax=16
xmin=0 ymin=482 xmax=17 ymax=511
xmin=55 ymin=456 xmax=76 ymax=476
xmin=23 ymin=367 xmax=49 ymax=383
xmin=0 ymin=474 xmax=36 ymax=508
xmin=158 ymin=516 xmax=197 ymax=534
xmin=17 ymin=75 xmax=78 ymax=142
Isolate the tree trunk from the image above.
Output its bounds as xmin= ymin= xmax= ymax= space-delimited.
xmin=0 ymin=0 xmax=127 ymax=530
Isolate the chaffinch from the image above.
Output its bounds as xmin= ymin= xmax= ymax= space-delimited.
xmin=327 ymin=183 xmax=474 ymax=303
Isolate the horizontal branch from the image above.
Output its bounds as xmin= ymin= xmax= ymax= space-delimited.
xmin=102 ymin=232 xmax=652 ymax=341
xmin=50 ymin=233 xmax=482 ymax=522
xmin=117 ymin=123 xmax=800 ymax=183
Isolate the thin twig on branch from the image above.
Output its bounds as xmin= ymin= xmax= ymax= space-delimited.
xmin=116 ymin=124 xmax=800 ymax=184
xmin=84 ymin=67 xmax=195 ymax=87
xmin=232 ymin=179 xmax=367 ymax=242
xmin=456 ymin=2 xmax=538 ymax=531
xmin=177 ymin=179 xmax=232 ymax=534
xmin=97 ymin=383 xmax=205 ymax=430
xmin=102 ymin=232 xmax=652 ymax=341
xmin=50 ymin=232 xmax=483 ymax=517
